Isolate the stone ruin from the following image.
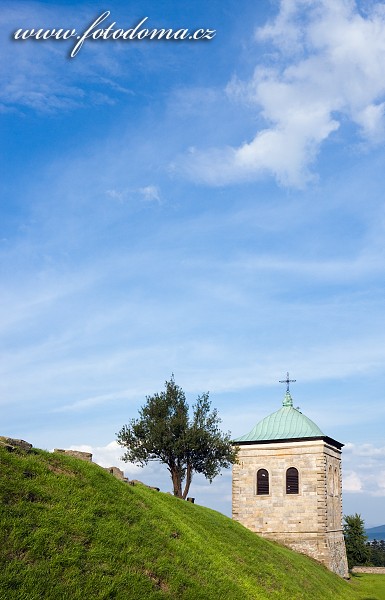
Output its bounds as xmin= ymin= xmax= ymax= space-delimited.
xmin=0 ymin=436 xmax=32 ymax=452
xmin=53 ymin=448 xmax=93 ymax=462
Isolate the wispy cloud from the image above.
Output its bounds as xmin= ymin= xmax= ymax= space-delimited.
xmin=343 ymin=471 xmax=362 ymax=493
xmin=0 ymin=3 xmax=136 ymax=113
xmin=139 ymin=185 xmax=161 ymax=203
xmin=176 ymin=0 xmax=385 ymax=187
xmin=106 ymin=185 xmax=161 ymax=204
xmin=343 ymin=443 xmax=385 ymax=497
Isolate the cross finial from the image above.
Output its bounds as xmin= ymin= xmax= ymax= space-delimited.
xmin=279 ymin=371 xmax=296 ymax=393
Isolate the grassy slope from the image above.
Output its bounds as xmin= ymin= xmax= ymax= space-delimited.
xmin=350 ymin=574 xmax=385 ymax=599
xmin=0 ymin=446 xmax=383 ymax=600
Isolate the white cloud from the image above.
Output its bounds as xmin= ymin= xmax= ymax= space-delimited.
xmin=68 ymin=441 xmax=128 ymax=468
xmin=344 ymin=443 xmax=385 ymax=459
xmin=105 ymin=189 xmax=127 ymax=203
xmin=177 ymin=0 xmax=385 ymax=187
xmin=105 ymin=185 xmax=161 ymax=204
xmin=377 ymin=471 xmax=385 ymax=493
xmin=139 ymin=185 xmax=161 ymax=203
xmin=355 ymin=102 xmax=385 ymax=142
xmin=343 ymin=471 xmax=362 ymax=492
xmin=343 ymin=443 xmax=385 ymax=497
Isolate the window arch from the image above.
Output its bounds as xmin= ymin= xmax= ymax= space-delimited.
xmin=286 ymin=467 xmax=299 ymax=494
xmin=257 ymin=468 xmax=269 ymax=495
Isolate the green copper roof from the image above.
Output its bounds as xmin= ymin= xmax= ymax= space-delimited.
xmin=234 ymin=391 xmax=324 ymax=443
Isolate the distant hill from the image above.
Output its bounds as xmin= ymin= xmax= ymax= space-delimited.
xmin=0 ymin=443 xmax=381 ymax=599
xmin=366 ymin=525 xmax=385 ymax=541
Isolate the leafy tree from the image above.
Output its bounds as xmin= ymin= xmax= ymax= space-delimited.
xmin=367 ymin=539 xmax=385 ymax=567
xmin=343 ymin=513 xmax=370 ymax=569
xmin=116 ymin=376 xmax=238 ymax=499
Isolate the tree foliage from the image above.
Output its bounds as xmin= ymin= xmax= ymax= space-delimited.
xmin=116 ymin=376 xmax=238 ymax=499
xmin=343 ymin=513 xmax=370 ymax=569
xmin=367 ymin=539 xmax=385 ymax=566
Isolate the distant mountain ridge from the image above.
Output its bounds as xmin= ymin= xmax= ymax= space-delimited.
xmin=366 ymin=525 xmax=385 ymax=541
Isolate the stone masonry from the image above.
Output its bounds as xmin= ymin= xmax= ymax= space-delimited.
xmin=54 ymin=448 xmax=93 ymax=462
xmin=232 ymin=438 xmax=349 ymax=578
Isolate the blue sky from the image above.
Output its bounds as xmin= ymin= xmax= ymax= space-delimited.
xmin=1 ymin=0 xmax=385 ymax=526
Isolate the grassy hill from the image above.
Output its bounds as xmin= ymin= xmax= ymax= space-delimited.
xmin=0 ymin=444 xmax=383 ymax=600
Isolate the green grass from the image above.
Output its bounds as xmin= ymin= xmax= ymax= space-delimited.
xmin=0 ymin=445 xmax=384 ymax=600
xmin=350 ymin=574 xmax=385 ymax=599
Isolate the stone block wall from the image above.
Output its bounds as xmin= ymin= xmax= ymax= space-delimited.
xmin=103 ymin=466 xmax=128 ymax=481
xmin=54 ymin=449 xmax=93 ymax=462
xmin=0 ymin=436 xmax=32 ymax=452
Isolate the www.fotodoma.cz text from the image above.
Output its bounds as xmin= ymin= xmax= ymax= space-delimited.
xmin=13 ymin=11 xmax=217 ymax=58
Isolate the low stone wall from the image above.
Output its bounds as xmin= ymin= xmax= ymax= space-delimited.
xmin=351 ymin=567 xmax=385 ymax=574
xmin=0 ymin=436 xmax=32 ymax=451
xmin=104 ymin=466 xmax=128 ymax=481
xmin=54 ymin=449 xmax=93 ymax=462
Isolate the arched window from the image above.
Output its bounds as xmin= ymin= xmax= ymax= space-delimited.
xmin=257 ymin=469 xmax=269 ymax=495
xmin=286 ymin=467 xmax=299 ymax=494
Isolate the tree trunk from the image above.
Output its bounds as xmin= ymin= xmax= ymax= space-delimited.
xmin=182 ymin=463 xmax=192 ymax=499
xmin=171 ymin=466 xmax=182 ymax=497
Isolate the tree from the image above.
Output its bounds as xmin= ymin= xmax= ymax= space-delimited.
xmin=116 ymin=376 xmax=238 ymax=499
xmin=367 ymin=539 xmax=385 ymax=567
xmin=343 ymin=513 xmax=370 ymax=569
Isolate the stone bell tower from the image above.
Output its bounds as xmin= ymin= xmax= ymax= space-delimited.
xmin=232 ymin=374 xmax=348 ymax=578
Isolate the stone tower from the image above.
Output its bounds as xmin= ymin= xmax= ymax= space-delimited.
xmin=232 ymin=386 xmax=349 ymax=578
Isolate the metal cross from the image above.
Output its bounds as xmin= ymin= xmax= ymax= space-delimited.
xmin=279 ymin=372 xmax=296 ymax=393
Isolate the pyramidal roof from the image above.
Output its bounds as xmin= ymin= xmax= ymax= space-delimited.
xmin=234 ymin=390 xmax=325 ymax=443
